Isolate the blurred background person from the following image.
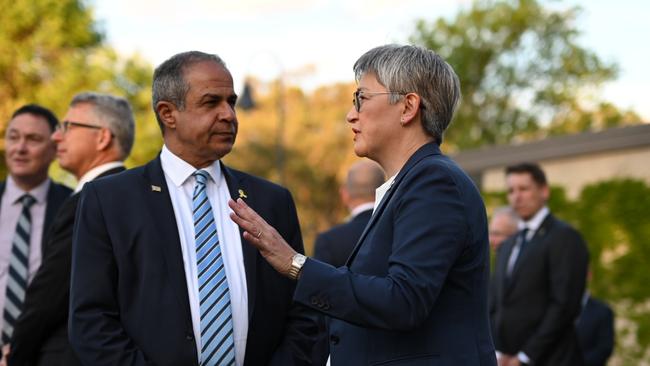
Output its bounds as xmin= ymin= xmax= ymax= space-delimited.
xmin=313 ymin=160 xmax=384 ymax=267
xmin=0 ymin=105 xmax=71 ymax=357
xmin=5 ymin=92 xmax=134 ymax=366
xmin=492 ymin=162 xmax=589 ymax=366
xmin=489 ymin=206 xmax=518 ymax=252
xmin=576 ymin=269 xmax=615 ymax=366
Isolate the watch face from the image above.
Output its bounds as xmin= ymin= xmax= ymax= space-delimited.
xmin=294 ymin=254 xmax=306 ymax=266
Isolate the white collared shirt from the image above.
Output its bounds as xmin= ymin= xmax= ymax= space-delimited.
xmin=374 ymin=174 xmax=397 ymax=213
xmin=517 ymin=206 xmax=550 ymax=241
xmin=160 ymin=145 xmax=248 ymax=366
xmin=74 ymin=161 xmax=125 ymax=193
xmin=350 ymin=202 xmax=375 ymax=219
xmin=0 ymin=176 xmax=50 ymax=332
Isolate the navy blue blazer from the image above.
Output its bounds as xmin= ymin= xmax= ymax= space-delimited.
xmin=576 ymin=296 xmax=614 ymax=366
xmin=294 ymin=143 xmax=496 ymax=366
xmin=69 ymin=157 xmax=312 ymax=366
xmin=313 ymin=209 xmax=372 ymax=267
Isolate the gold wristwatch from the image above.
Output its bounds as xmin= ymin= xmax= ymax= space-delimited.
xmin=288 ymin=253 xmax=307 ymax=280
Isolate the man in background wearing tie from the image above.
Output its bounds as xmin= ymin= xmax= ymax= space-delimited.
xmin=313 ymin=160 xmax=384 ymax=267
xmin=0 ymin=105 xmax=71 ymax=358
xmin=492 ymin=162 xmax=589 ymax=366
xmin=69 ymin=51 xmax=312 ymax=366
xmin=6 ymin=93 xmax=134 ymax=366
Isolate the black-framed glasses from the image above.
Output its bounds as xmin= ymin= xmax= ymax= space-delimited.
xmin=352 ymin=90 xmax=407 ymax=112
xmin=57 ymin=121 xmax=104 ymax=134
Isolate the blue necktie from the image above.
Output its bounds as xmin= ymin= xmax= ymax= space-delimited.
xmin=192 ymin=170 xmax=235 ymax=366
xmin=2 ymin=194 xmax=36 ymax=344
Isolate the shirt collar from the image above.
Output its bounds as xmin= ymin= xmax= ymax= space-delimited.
xmin=74 ymin=161 xmax=125 ymax=193
xmin=6 ymin=175 xmax=51 ymax=205
xmin=160 ymin=145 xmax=222 ymax=188
xmin=374 ymin=173 xmax=396 ymax=212
xmin=518 ymin=206 xmax=549 ymax=232
xmin=350 ymin=202 xmax=375 ymax=218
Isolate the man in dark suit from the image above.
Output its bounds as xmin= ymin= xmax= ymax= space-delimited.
xmin=69 ymin=51 xmax=312 ymax=366
xmin=492 ymin=162 xmax=589 ymax=366
xmin=6 ymin=93 xmax=135 ymax=366
xmin=0 ymin=105 xmax=71 ymax=358
xmin=313 ymin=160 xmax=384 ymax=267
xmin=576 ymin=272 xmax=615 ymax=366
xmin=229 ymin=44 xmax=496 ymax=365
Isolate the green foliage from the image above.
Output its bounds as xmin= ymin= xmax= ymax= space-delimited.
xmin=0 ymin=0 xmax=160 ymax=182
xmin=409 ymin=0 xmax=636 ymax=150
xmin=485 ymin=179 xmax=650 ymax=365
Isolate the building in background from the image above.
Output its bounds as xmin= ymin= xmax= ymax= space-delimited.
xmin=453 ymin=124 xmax=650 ymax=198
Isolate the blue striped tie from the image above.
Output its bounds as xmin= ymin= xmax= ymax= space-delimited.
xmin=2 ymin=194 xmax=36 ymax=344
xmin=192 ymin=170 xmax=235 ymax=366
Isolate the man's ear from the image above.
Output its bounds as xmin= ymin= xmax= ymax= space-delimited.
xmin=97 ymin=128 xmax=113 ymax=151
xmin=156 ymin=101 xmax=177 ymax=130
xmin=400 ymin=93 xmax=422 ymax=126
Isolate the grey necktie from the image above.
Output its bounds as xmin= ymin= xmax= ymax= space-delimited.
xmin=2 ymin=194 xmax=36 ymax=343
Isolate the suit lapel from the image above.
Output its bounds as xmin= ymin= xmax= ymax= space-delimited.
xmin=507 ymin=214 xmax=554 ymax=289
xmin=346 ymin=142 xmax=443 ymax=265
xmin=221 ymin=163 xmax=257 ymax=321
xmin=142 ymin=157 xmax=193 ymax=329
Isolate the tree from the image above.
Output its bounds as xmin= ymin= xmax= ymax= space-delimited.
xmin=0 ymin=0 xmax=160 ymax=180
xmin=228 ymin=79 xmax=359 ymax=251
xmin=409 ymin=0 xmax=634 ymax=150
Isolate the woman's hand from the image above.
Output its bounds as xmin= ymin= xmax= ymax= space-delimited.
xmin=228 ymin=198 xmax=298 ymax=277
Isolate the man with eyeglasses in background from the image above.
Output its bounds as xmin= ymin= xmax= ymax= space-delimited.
xmin=3 ymin=92 xmax=134 ymax=366
xmin=0 ymin=104 xmax=72 ymax=365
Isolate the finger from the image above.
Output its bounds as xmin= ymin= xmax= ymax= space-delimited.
xmin=228 ymin=198 xmax=257 ymax=221
xmin=229 ymin=212 xmax=257 ymax=236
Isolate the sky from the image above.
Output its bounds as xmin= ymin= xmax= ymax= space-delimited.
xmin=91 ymin=0 xmax=650 ymax=120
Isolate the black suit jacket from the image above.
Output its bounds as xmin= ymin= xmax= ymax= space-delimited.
xmin=313 ymin=209 xmax=372 ymax=267
xmin=69 ymin=157 xmax=313 ymax=366
xmin=294 ymin=143 xmax=496 ymax=365
xmin=492 ymin=214 xmax=589 ymax=365
xmin=8 ymin=167 xmax=125 ymax=366
xmin=0 ymin=179 xmax=71 ymax=252
xmin=576 ymin=296 xmax=614 ymax=366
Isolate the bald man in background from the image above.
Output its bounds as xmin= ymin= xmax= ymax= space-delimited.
xmin=489 ymin=207 xmax=518 ymax=252
xmin=313 ymin=160 xmax=385 ymax=267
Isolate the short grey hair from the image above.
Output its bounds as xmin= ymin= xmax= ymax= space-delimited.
xmin=70 ymin=92 xmax=135 ymax=160
xmin=492 ymin=206 xmax=519 ymax=227
xmin=152 ymin=51 xmax=227 ymax=130
xmin=353 ymin=44 xmax=461 ymax=144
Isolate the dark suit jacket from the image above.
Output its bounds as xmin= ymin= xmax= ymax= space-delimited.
xmin=294 ymin=142 xmax=496 ymax=365
xmin=0 ymin=179 xmax=71 ymax=252
xmin=576 ymin=296 xmax=614 ymax=366
xmin=313 ymin=209 xmax=372 ymax=267
xmin=8 ymin=167 xmax=124 ymax=366
xmin=492 ymin=214 xmax=589 ymax=365
xmin=69 ymin=157 xmax=313 ymax=366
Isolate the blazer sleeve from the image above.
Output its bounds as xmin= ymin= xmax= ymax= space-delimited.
xmin=293 ymin=164 xmax=469 ymax=331
xmin=521 ymin=226 xmax=589 ymax=361
xmin=69 ymin=184 xmax=152 ymax=366
xmin=9 ymin=197 xmax=76 ymax=365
